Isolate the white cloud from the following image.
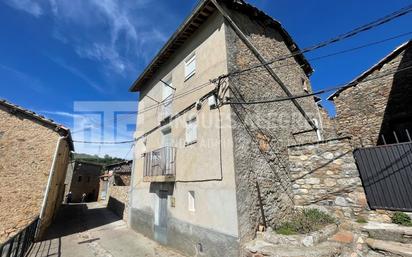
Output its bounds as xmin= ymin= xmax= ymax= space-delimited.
xmin=3 ymin=0 xmax=43 ymax=17
xmin=3 ymin=0 xmax=169 ymax=76
xmin=47 ymin=56 xmax=106 ymax=93
xmin=0 ymin=64 xmax=46 ymax=93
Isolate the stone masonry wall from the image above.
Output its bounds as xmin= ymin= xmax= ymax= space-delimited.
xmin=0 ymin=108 xmax=64 ymax=243
xmin=317 ymin=105 xmax=338 ymax=140
xmin=332 ymin=44 xmax=412 ymax=147
xmin=107 ymin=186 xmax=129 ymax=222
xmin=224 ymin=4 xmax=320 ymax=245
xmin=288 ymin=137 xmax=369 ymax=221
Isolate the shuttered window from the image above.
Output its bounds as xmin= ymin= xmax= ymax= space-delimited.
xmin=184 ymin=53 xmax=196 ymax=80
xmin=186 ymin=117 xmax=197 ymax=145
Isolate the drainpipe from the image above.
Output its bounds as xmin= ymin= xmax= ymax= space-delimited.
xmin=127 ymin=145 xmax=137 ymax=226
xmin=36 ymin=136 xmax=65 ymax=238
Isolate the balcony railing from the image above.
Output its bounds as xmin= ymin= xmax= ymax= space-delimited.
xmin=0 ymin=217 xmax=39 ymax=257
xmin=143 ymin=146 xmax=176 ymax=182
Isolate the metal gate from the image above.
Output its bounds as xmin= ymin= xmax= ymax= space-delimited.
xmin=353 ymin=142 xmax=412 ymax=211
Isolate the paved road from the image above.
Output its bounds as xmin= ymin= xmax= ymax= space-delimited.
xmin=27 ymin=203 xmax=185 ymax=257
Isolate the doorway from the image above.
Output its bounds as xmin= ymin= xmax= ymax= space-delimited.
xmin=154 ymin=190 xmax=168 ymax=244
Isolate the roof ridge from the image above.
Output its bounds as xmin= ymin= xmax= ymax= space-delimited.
xmin=328 ymin=40 xmax=412 ymax=100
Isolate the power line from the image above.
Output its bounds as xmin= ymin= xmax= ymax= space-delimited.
xmin=72 ymin=30 xmax=412 ymax=136
xmin=71 ymin=4 xmax=412 ymax=145
xmin=224 ymin=64 xmax=412 ymax=105
xmin=73 ymin=63 xmax=412 ymax=145
xmin=222 ymin=3 xmax=412 ymax=78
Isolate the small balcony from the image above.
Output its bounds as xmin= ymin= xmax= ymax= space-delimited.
xmin=143 ymin=146 xmax=176 ymax=182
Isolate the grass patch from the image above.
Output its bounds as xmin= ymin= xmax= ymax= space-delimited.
xmin=392 ymin=212 xmax=412 ymax=226
xmin=356 ymin=216 xmax=367 ymax=224
xmin=275 ymin=208 xmax=336 ymax=235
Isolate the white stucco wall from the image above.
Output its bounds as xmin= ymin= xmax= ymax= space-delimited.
xmin=131 ymin=11 xmax=239 ymax=237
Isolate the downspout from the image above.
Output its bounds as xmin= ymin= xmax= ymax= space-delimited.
xmin=128 ymin=144 xmax=137 ymax=226
xmin=36 ymin=136 xmax=65 ymax=238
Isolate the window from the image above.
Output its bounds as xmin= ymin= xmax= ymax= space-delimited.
xmin=87 ymin=176 xmax=91 ymax=183
xmin=162 ymin=78 xmax=173 ymax=119
xmin=188 ymin=191 xmax=195 ymax=212
xmin=78 ymin=176 xmax=82 ymax=182
xmin=302 ymin=78 xmax=309 ymax=93
xmin=184 ymin=53 xmax=196 ymax=80
xmin=162 ymin=127 xmax=172 ymax=147
xmin=186 ymin=117 xmax=197 ymax=145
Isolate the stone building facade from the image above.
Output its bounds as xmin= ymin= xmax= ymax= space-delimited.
xmin=107 ymin=186 xmax=129 ymax=222
xmin=66 ymin=161 xmax=102 ymax=202
xmin=128 ymin=1 xmax=328 ymax=256
xmin=104 ymin=161 xmax=132 ymax=221
xmin=328 ymin=40 xmax=412 ymax=147
xmin=288 ymin=137 xmax=368 ymax=221
xmin=107 ymin=160 xmax=132 ymax=186
xmin=0 ymin=99 xmax=73 ymax=242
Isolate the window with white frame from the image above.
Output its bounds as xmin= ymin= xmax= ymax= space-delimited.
xmin=184 ymin=53 xmax=196 ymax=80
xmin=188 ymin=191 xmax=195 ymax=212
xmin=186 ymin=117 xmax=197 ymax=145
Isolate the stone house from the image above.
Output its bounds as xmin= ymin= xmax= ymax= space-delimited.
xmin=108 ymin=160 xmax=132 ymax=186
xmin=0 ymin=99 xmax=73 ymax=242
xmin=103 ymin=161 xmax=133 ymax=222
xmin=128 ymin=0 xmax=329 ymax=256
xmin=65 ymin=160 xmax=102 ymax=202
xmin=328 ymin=40 xmax=412 ymax=147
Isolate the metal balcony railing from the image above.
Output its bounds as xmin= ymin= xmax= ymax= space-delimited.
xmin=144 ymin=146 xmax=176 ymax=179
xmin=0 ymin=217 xmax=39 ymax=257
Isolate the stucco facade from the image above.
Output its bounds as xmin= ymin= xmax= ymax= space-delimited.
xmin=0 ymin=100 xmax=73 ymax=243
xmin=129 ymin=1 xmax=323 ymax=256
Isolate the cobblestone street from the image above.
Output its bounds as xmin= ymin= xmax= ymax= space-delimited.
xmin=27 ymin=203 xmax=185 ymax=257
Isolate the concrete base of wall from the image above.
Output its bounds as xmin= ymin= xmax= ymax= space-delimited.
xmin=130 ymin=208 xmax=239 ymax=257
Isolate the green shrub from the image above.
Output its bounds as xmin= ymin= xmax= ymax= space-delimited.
xmin=276 ymin=223 xmax=297 ymax=235
xmin=392 ymin=212 xmax=412 ymax=226
xmin=356 ymin=216 xmax=367 ymax=224
xmin=275 ymin=208 xmax=336 ymax=235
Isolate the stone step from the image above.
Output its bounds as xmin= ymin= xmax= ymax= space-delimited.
xmin=363 ymin=222 xmax=412 ymax=244
xmin=256 ymin=224 xmax=338 ymax=247
xmin=366 ymin=238 xmax=412 ymax=257
xmin=245 ymin=240 xmax=342 ymax=257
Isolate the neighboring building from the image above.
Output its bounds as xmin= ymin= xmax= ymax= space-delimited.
xmin=108 ymin=160 xmax=132 ymax=186
xmin=65 ymin=161 xmax=102 ymax=202
xmin=104 ymin=161 xmax=133 ymax=221
xmin=314 ymin=97 xmax=338 ymax=140
xmin=128 ymin=1 xmax=326 ymax=256
xmin=0 ymin=99 xmax=73 ymax=242
xmin=328 ymin=40 xmax=412 ymax=147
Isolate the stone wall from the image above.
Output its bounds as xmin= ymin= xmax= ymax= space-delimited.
xmin=317 ymin=104 xmax=338 ymax=140
xmin=108 ymin=186 xmax=129 ymax=222
xmin=67 ymin=161 xmax=102 ymax=202
xmin=107 ymin=161 xmax=132 ymax=186
xmin=0 ymin=108 xmax=70 ymax=243
xmin=288 ymin=137 xmax=369 ymax=221
xmin=224 ymin=4 xmax=320 ymax=244
xmin=331 ymin=43 xmax=412 ymax=147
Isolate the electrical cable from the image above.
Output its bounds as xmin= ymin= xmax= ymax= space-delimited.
xmin=223 ymin=64 xmax=412 ymax=105
xmin=221 ymin=4 xmax=412 ymax=78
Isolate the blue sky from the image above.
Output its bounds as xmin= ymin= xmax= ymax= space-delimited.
xmin=1 ymin=0 xmax=411 ymax=157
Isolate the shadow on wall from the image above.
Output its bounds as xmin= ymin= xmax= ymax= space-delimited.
xmin=378 ymin=45 xmax=412 ymax=145
xmin=107 ymin=197 xmax=125 ymax=219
